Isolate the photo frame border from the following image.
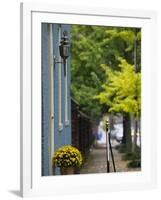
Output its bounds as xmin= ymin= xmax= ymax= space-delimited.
xmin=20 ymin=2 xmax=157 ymax=197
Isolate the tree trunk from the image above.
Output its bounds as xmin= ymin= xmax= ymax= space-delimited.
xmin=122 ymin=123 xmax=126 ymax=145
xmin=132 ymin=30 xmax=138 ymax=153
xmin=123 ymin=113 xmax=132 ymax=152
xmin=132 ymin=119 xmax=138 ymax=152
xmin=138 ymin=118 xmax=141 ymax=148
xmin=109 ymin=114 xmax=114 ymax=130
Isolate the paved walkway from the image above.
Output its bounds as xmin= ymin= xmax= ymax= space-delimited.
xmin=80 ymin=141 xmax=140 ymax=174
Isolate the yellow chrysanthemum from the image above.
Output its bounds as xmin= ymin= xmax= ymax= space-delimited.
xmin=53 ymin=145 xmax=83 ymax=168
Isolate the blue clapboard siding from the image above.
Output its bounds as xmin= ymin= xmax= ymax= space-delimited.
xmin=53 ymin=24 xmax=71 ymax=149
xmin=53 ymin=24 xmax=71 ymax=175
xmin=42 ymin=23 xmax=71 ymax=176
xmin=41 ymin=23 xmax=49 ymax=176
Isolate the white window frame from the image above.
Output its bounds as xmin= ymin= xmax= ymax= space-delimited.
xmin=20 ymin=2 xmax=157 ymax=197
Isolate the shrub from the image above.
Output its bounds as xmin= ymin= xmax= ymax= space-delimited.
xmin=122 ymin=152 xmax=141 ymax=161
xmin=127 ymin=160 xmax=141 ymax=168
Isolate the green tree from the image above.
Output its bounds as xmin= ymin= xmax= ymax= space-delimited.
xmin=100 ymin=27 xmax=141 ymax=151
xmin=70 ymin=25 xmax=107 ymax=118
xmin=70 ymin=25 xmax=141 ymax=152
xmin=95 ymin=58 xmax=141 ymax=151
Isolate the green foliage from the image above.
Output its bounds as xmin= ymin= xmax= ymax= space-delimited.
xmin=70 ymin=25 xmax=107 ymax=117
xmin=70 ymin=25 xmax=141 ymax=118
xmin=121 ymin=147 xmax=141 ymax=168
xmin=127 ymin=160 xmax=141 ymax=168
xmin=95 ymin=58 xmax=141 ymax=118
xmin=101 ymin=28 xmax=141 ymax=71
xmin=122 ymin=151 xmax=141 ymax=161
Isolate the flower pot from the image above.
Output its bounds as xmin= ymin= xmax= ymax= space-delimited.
xmin=60 ymin=166 xmax=75 ymax=175
xmin=53 ymin=146 xmax=83 ymax=174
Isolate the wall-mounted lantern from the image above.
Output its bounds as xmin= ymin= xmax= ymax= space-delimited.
xmin=54 ymin=31 xmax=70 ymax=76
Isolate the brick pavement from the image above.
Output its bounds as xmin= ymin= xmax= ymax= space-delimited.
xmin=80 ymin=141 xmax=141 ymax=174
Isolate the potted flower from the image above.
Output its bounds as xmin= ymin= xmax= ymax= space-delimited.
xmin=53 ymin=145 xmax=83 ymax=175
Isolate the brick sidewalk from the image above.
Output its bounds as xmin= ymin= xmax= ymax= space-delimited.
xmin=80 ymin=141 xmax=140 ymax=174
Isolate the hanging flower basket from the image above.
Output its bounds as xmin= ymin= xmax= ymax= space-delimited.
xmin=53 ymin=145 xmax=83 ymax=175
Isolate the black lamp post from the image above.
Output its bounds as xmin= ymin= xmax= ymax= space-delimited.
xmin=105 ymin=119 xmax=116 ymax=173
xmin=59 ymin=31 xmax=70 ymax=76
xmin=105 ymin=120 xmax=110 ymax=173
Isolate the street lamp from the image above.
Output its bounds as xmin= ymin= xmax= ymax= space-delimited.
xmin=105 ymin=119 xmax=116 ymax=173
xmin=54 ymin=31 xmax=70 ymax=76
xmin=105 ymin=119 xmax=110 ymax=173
